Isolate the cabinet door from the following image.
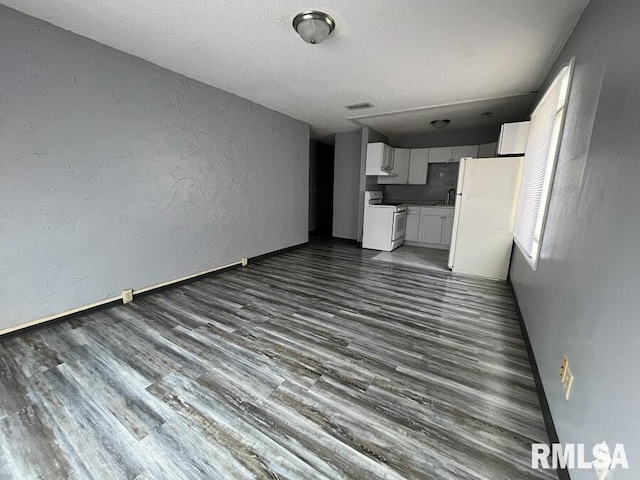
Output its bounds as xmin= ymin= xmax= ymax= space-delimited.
xmin=418 ymin=215 xmax=444 ymax=244
xmin=452 ymin=145 xmax=479 ymax=163
xmin=498 ymin=122 xmax=530 ymax=155
xmin=378 ymin=148 xmax=409 ymax=184
xmin=366 ymin=143 xmax=384 ymax=175
xmin=441 ymin=215 xmax=454 ymax=245
xmin=393 ymin=148 xmax=410 ymax=183
xmin=428 ymin=146 xmax=453 ymax=163
xmin=410 ymin=148 xmax=430 ymax=164
xmin=384 ymin=145 xmax=395 ymax=171
xmin=405 ymin=214 xmax=420 ymax=241
xmin=407 ymin=150 xmax=429 ymax=184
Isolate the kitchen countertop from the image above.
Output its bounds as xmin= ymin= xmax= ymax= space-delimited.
xmin=389 ymin=200 xmax=455 ymax=207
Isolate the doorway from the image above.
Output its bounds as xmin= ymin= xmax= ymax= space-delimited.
xmin=309 ymin=140 xmax=334 ymax=237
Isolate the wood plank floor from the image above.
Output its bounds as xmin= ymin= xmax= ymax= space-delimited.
xmin=0 ymin=239 xmax=556 ymax=480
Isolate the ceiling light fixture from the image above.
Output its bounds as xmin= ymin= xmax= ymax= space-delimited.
xmin=431 ymin=119 xmax=451 ymax=129
xmin=345 ymin=102 xmax=375 ymax=111
xmin=292 ymin=11 xmax=335 ymax=44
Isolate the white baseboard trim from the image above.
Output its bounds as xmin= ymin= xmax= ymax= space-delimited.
xmin=0 ymin=259 xmax=244 ymax=337
xmin=403 ymin=241 xmax=450 ymax=251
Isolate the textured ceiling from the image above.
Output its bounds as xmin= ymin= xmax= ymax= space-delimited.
xmin=1 ymin=0 xmax=589 ymax=139
xmin=351 ymin=94 xmax=537 ymax=138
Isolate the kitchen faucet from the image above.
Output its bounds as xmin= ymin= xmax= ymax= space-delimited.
xmin=447 ymin=188 xmax=455 ymax=205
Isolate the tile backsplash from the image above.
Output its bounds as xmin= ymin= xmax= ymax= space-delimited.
xmin=383 ymin=163 xmax=459 ymax=202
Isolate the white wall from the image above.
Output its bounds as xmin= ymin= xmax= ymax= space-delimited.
xmin=332 ymin=130 xmax=362 ymax=240
xmin=509 ymin=0 xmax=640 ymax=478
xmin=0 ymin=6 xmax=309 ymax=332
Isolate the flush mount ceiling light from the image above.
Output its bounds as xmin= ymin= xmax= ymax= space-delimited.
xmin=292 ymin=11 xmax=335 ymax=44
xmin=430 ymin=119 xmax=451 ymax=129
xmin=345 ymin=102 xmax=375 ymax=111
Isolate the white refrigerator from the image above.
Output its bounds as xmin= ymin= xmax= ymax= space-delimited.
xmin=447 ymin=157 xmax=524 ymax=280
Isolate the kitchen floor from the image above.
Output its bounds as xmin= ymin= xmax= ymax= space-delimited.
xmin=370 ymin=244 xmax=450 ymax=272
xmin=0 ymin=239 xmax=555 ymax=480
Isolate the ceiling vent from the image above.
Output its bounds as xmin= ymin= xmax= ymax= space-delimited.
xmin=345 ymin=102 xmax=375 ymax=111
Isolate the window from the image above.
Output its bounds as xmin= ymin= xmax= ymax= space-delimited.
xmin=513 ymin=59 xmax=574 ymax=270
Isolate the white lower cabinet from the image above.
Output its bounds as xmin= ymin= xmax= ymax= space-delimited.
xmin=418 ymin=214 xmax=444 ymax=244
xmin=405 ymin=206 xmax=454 ymax=249
xmin=441 ymin=216 xmax=454 ymax=245
xmin=405 ymin=213 xmax=420 ymax=241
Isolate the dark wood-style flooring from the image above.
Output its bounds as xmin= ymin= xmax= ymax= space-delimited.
xmin=0 ymin=239 xmax=555 ymax=479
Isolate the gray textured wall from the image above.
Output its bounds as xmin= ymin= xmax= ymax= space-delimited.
xmin=509 ymin=0 xmax=640 ymax=477
xmin=332 ymin=130 xmax=362 ymax=240
xmin=0 ymin=6 xmax=309 ymax=331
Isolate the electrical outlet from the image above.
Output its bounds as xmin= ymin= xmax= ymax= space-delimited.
xmin=122 ymin=289 xmax=133 ymax=304
xmin=562 ymin=365 xmax=574 ymax=400
xmin=560 ymin=355 xmax=569 ymax=381
xmin=241 ymin=257 xmax=248 ymax=267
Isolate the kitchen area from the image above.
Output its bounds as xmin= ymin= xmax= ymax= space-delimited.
xmin=362 ymin=121 xmax=529 ymax=280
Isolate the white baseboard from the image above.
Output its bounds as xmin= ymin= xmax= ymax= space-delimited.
xmin=0 ymin=259 xmax=243 ymax=337
xmin=403 ymin=241 xmax=450 ymax=251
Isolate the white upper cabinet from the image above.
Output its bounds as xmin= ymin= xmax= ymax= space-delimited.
xmin=407 ymin=149 xmax=429 ymax=184
xmin=451 ymin=145 xmax=479 ymax=162
xmin=428 ymin=146 xmax=453 ymax=164
xmin=373 ymin=141 xmax=491 ymax=183
xmin=478 ymin=142 xmax=498 ymax=158
xmin=366 ymin=143 xmax=395 ymax=176
xmin=430 ymin=145 xmax=479 ymax=163
xmin=497 ymin=121 xmax=530 ymax=155
xmin=378 ymin=148 xmax=410 ymax=184
xmin=410 ymin=148 xmax=430 ymax=165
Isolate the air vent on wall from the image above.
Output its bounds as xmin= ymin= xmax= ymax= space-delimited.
xmin=345 ymin=102 xmax=375 ymax=111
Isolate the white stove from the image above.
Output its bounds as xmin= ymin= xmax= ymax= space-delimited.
xmin=362 ymin=191 xmax=407 ymax=251
xmin=377 ymin=203 xmax=408 ymax=212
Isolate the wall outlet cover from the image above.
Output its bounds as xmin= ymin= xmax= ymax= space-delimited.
xmin=560 ymin=355 xmax=569 ymax=381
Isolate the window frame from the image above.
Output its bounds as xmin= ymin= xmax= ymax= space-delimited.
xmin=513 ymin=57 xmax=575 ymax=270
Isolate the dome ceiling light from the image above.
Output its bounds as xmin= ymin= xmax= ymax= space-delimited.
xmin=431 ymin=119 xmax=451 ymax=129
xmin=292 ymin=11 xmax=335 ymax=44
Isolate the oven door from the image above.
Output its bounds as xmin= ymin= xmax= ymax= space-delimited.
xmin=392 ymin=210 xmax=407 ymax=241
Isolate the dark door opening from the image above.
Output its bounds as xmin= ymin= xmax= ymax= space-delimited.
xmin=309 ymin=140 xmax=334 ymax=237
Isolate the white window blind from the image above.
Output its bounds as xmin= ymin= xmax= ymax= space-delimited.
xmin=513 ymin=62 xmax=572 ymax=270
